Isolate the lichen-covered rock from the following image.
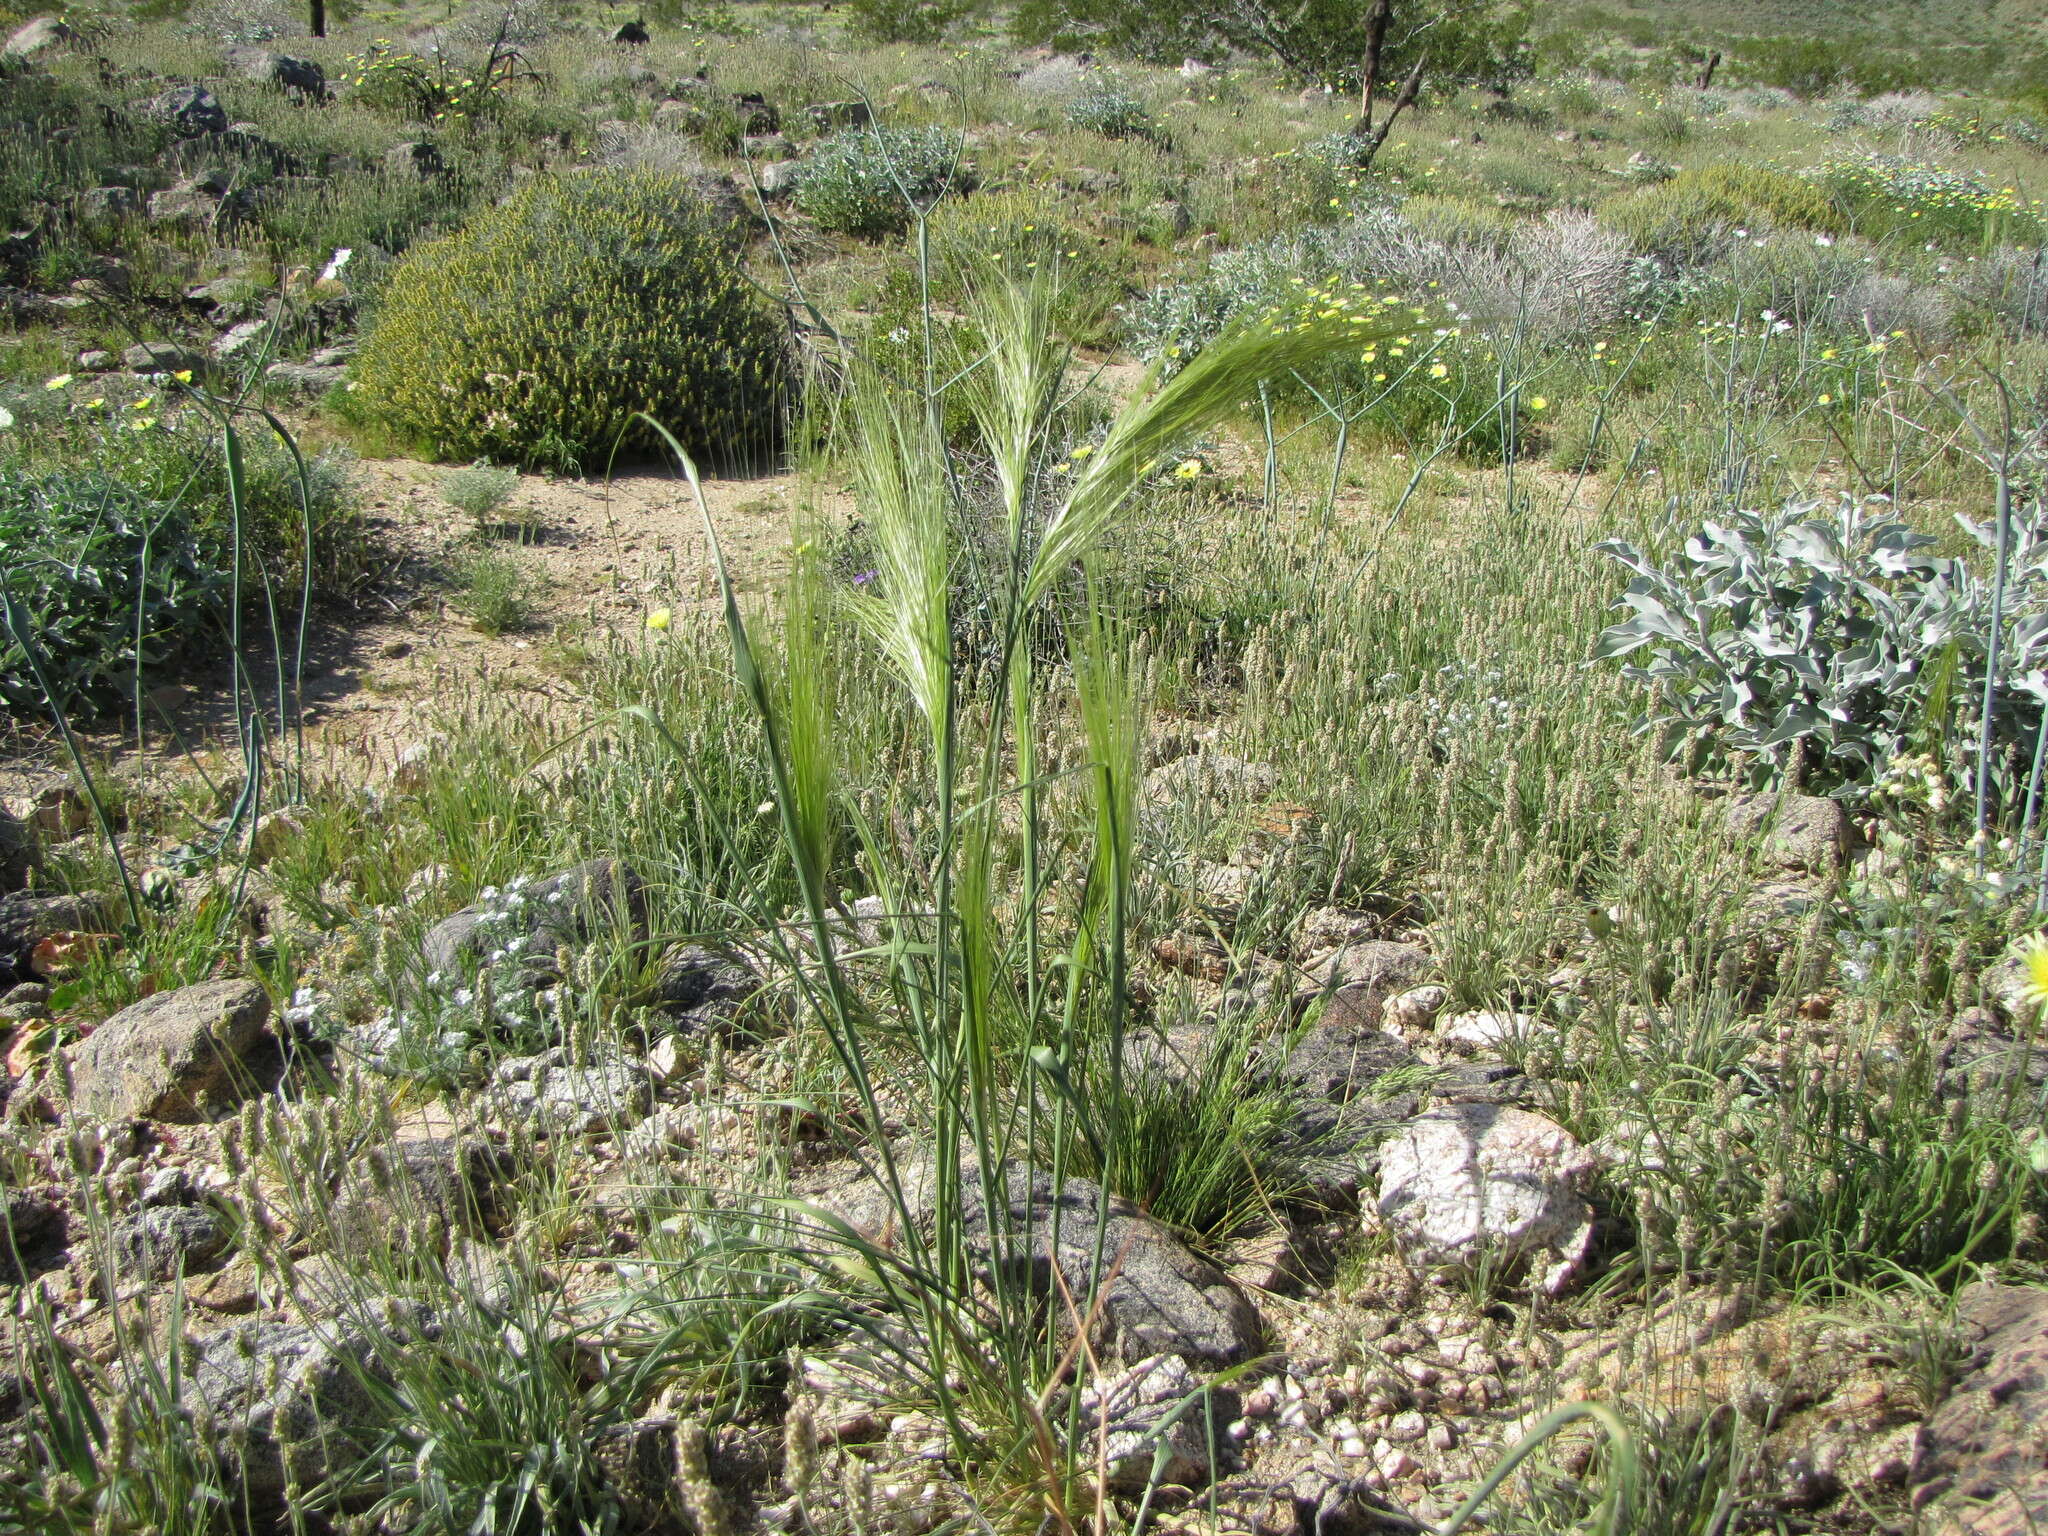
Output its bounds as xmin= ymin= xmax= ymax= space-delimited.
xmin=1080 ymin=1353 xmax=1229 ymax=1490
xmin=1910 ymin=1283 xmax=2048 ymax=1533
xmin=68 ymin=979 xmax=270 ymax=1123
xmin=108 ymin=1203 xmax=230 ymax=1279
xmin=1376 ymin=1104 xmax=1597 ymax=1295
xmin=1726 ymin=791 xmax=1853 ymax=872
xmin=4 ymin=15 xmax=75 ymax=59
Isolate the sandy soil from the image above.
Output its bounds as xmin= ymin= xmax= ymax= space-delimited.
xmin=2 ymin=457 xmax=852 ymax=799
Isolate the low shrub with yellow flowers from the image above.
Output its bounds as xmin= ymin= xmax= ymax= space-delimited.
xmin=1813 ymin=153 xmax=2046 ymax=250
xmin=341 ymin=41 xmax=500 ymax=123
xmin=348 ymin=170 xmax=790 ymax=469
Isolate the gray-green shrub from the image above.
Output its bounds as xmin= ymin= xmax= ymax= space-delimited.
xmin=793 ymin=126 xmax=967 ymax=238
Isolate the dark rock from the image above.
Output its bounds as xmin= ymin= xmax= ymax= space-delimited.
xmin=383 ymin=140 xmax=446 ymax=179
xmin=228 ymin=47 xmax=326 ymax=96
xmin=1725 ymin=792 xmax=1854 ymax=872
xmin=67 ymin=978 xmax=271 ymax=1123
xmin=420 ymin=859 xmax=647 ymax=986
xmin=0 ymin=806 xmax=26 ymax=895
xmin=806 ymin=100 xmax=872 ymax=131
xmin=139 ymin=86 xmax=229 ymax=137
xmin=71 ymin=185 xmax=140 ymax=220
xmin=731 ymin=92 xmax=779 ymax=135
xmin=1280 ymin=1020 xmax=1416 ymax=1103
xmin=0 ymin=1189 xmax=65 ymax=1284
xmin=645 ymin=944 xmax=756 ymax=1027
xmin=182 ymin=1304 xmax=431 ymax=1511
xmin=148 ymin=177 xmax=231 ymax=225
xmin=108 ymin=1203 xmax=230 ymax=1280
xmin=1426 ymin=1059 xmax=1533 ymax=1107
xmin=1308 ymin=940 xmax=1435 ymax=1024
xmin=965 ymin=1165 xmax=1262 ymax=1368
xmin=1911 ymin=1283 xmax=2048 ymax=1533
xmin=1940 ymin=1008 xmax=2048 ymax=1099
xmin=157 ymin=129 xmax=295 ymax=176
xmin=4 ymin=16 xmax=75 ymax=60
xmin=329 ymin=1136 xmax=513 ymax=1252
xmin=805 ymin=1154 xmax=1260 ymax=1367
xmin=0 ymin=891 xmax=105 ymax=985
xmin=1277 ymin=1022 xmax=1423 ymax=1207
xmin=121 ymin=341 xmax=206 ymax=374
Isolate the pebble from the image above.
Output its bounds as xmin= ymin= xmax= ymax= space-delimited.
xmin=1386 ymin=1410 xmax=1428 ymax=1443
xmin=1429 ymin=1421 xmax=1458 ymax=1451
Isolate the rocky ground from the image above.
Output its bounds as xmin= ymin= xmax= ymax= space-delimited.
xmin=4 ymin=751 xmax=2045 ymax=1533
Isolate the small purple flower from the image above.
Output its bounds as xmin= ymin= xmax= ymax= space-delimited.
xmin=851 ymin=569 xmax=877 ymax=586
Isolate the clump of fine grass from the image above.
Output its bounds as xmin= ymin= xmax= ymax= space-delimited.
xmin=441 ymin=461 xmax=522 ymax=528
xmin=450 ymin=548 xmax=545 ymax=636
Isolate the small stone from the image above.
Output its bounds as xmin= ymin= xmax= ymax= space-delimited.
xmin=1428 ymin=1421 xmax=1457 ymax=1451
xmin=1439 ymin=1010 xmax=1543 ymax=1053
xmin=1386 ymin=1410 xmax=1428 ymax=1443
xmin=1376 ymin=1444 xmax=1418 ymax=1479
xmin=1384 ymin=984 xmax=1448 ymax=1032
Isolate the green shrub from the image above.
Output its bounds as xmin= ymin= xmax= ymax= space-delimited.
xmin=845 ymin=0 xmax=972 ymax=42
xmin=452 ymin=548 xmax=545 ymax=636
xmin=442 ymin=461 xmax=521 ymax=525
xmin=349 ymin=171 xmax=788 ymax=469
xmin=0 ymin=471 xmax=225 ymax=713
xmin=1065 ymin=82 xmax=1155 ymax=140
xmin=1603 ymin=164 xmax=1843 ymax=265
xmin=1815 ymin=154 xmax=2046 ymax=251
xmin=793 ymin=126 xmax=969 ymax=238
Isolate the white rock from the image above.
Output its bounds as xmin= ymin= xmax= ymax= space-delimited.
xmin=1383 ymin=984 xmax=1449 ymax=1033
xmin=1376 ymin=1104 xmax=1598 ymax=1296
xmin=1078 ymin=1354 xmax=1213 ymax=1490
xmin=1439 ymin=1010 xmax=1544 ymax=1053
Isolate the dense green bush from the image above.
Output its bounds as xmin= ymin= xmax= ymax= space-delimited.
xmin=1065 ymin=81 xmax=1155 ymax=140
xmin=844 ymin=0 xmax=973 ymax=42
xmin=0 ymin=471 xmax=225 ymax=713
xmin=793 ymin=126 xmax=968 ymax=238
xmin=1603 ymin=164 xmax=1844 ymax=266
xmin=349 ymin=170 xmax=788 ymax=468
